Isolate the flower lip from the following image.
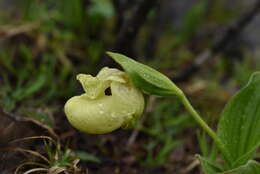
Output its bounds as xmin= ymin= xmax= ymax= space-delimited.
xmin=64 ymin=67 xmax=145 ymax=134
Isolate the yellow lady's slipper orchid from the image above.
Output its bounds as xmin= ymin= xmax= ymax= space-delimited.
xmin=64 ymin=67 xmax=145 ymax=134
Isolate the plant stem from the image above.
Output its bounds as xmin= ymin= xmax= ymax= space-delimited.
xmin=179 ymin=94 xmax=231 ymax=164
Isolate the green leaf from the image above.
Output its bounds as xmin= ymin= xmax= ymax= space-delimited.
xmin=75 ymin=151 xmax=100 ymax=163
xmin=13 ymin=74 xmax=47 ymax=101
xmin=88 ymin=0 xmax=115 ymax=18
xmin=175 ymin=1 xmax=207 ymax=45
xmin=59 ymin=0 xmax=84 ymax=29
xmin=197 ymin=155 xmax=223 ymax=174
xmin=217 ymin=72 xmax=260 ymax=167
xmin=220 ymin=160 xmax=260 ymax=174
xmin=107 ymin=52 xmax=183 ymax=97
xmin=182 ymin=1 xmax=207 ymax=37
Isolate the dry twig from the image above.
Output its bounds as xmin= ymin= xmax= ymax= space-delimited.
xmin=0 ymin=108 xmax=58 ymax=139
xmin=174 ymin=0 xmax=260 ymax=82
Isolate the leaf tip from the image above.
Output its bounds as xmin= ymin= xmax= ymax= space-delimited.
xmin=246 ymin=71 xmax=260 ymax=86
xmin=106 ymin=51 xmax=118 ymax=59
xmin=105 ymin=51 xmax=114 ymax=56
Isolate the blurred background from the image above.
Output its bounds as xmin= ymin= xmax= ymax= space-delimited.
xmin=0 ymin=0 xmax=260 ymax=173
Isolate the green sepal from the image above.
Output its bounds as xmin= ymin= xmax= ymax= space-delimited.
xmin=107 ymin=51 xmax=183 ymax=97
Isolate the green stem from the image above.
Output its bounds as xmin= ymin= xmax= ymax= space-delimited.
xmin=179 ymin=94 xmax=231 ymax=164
